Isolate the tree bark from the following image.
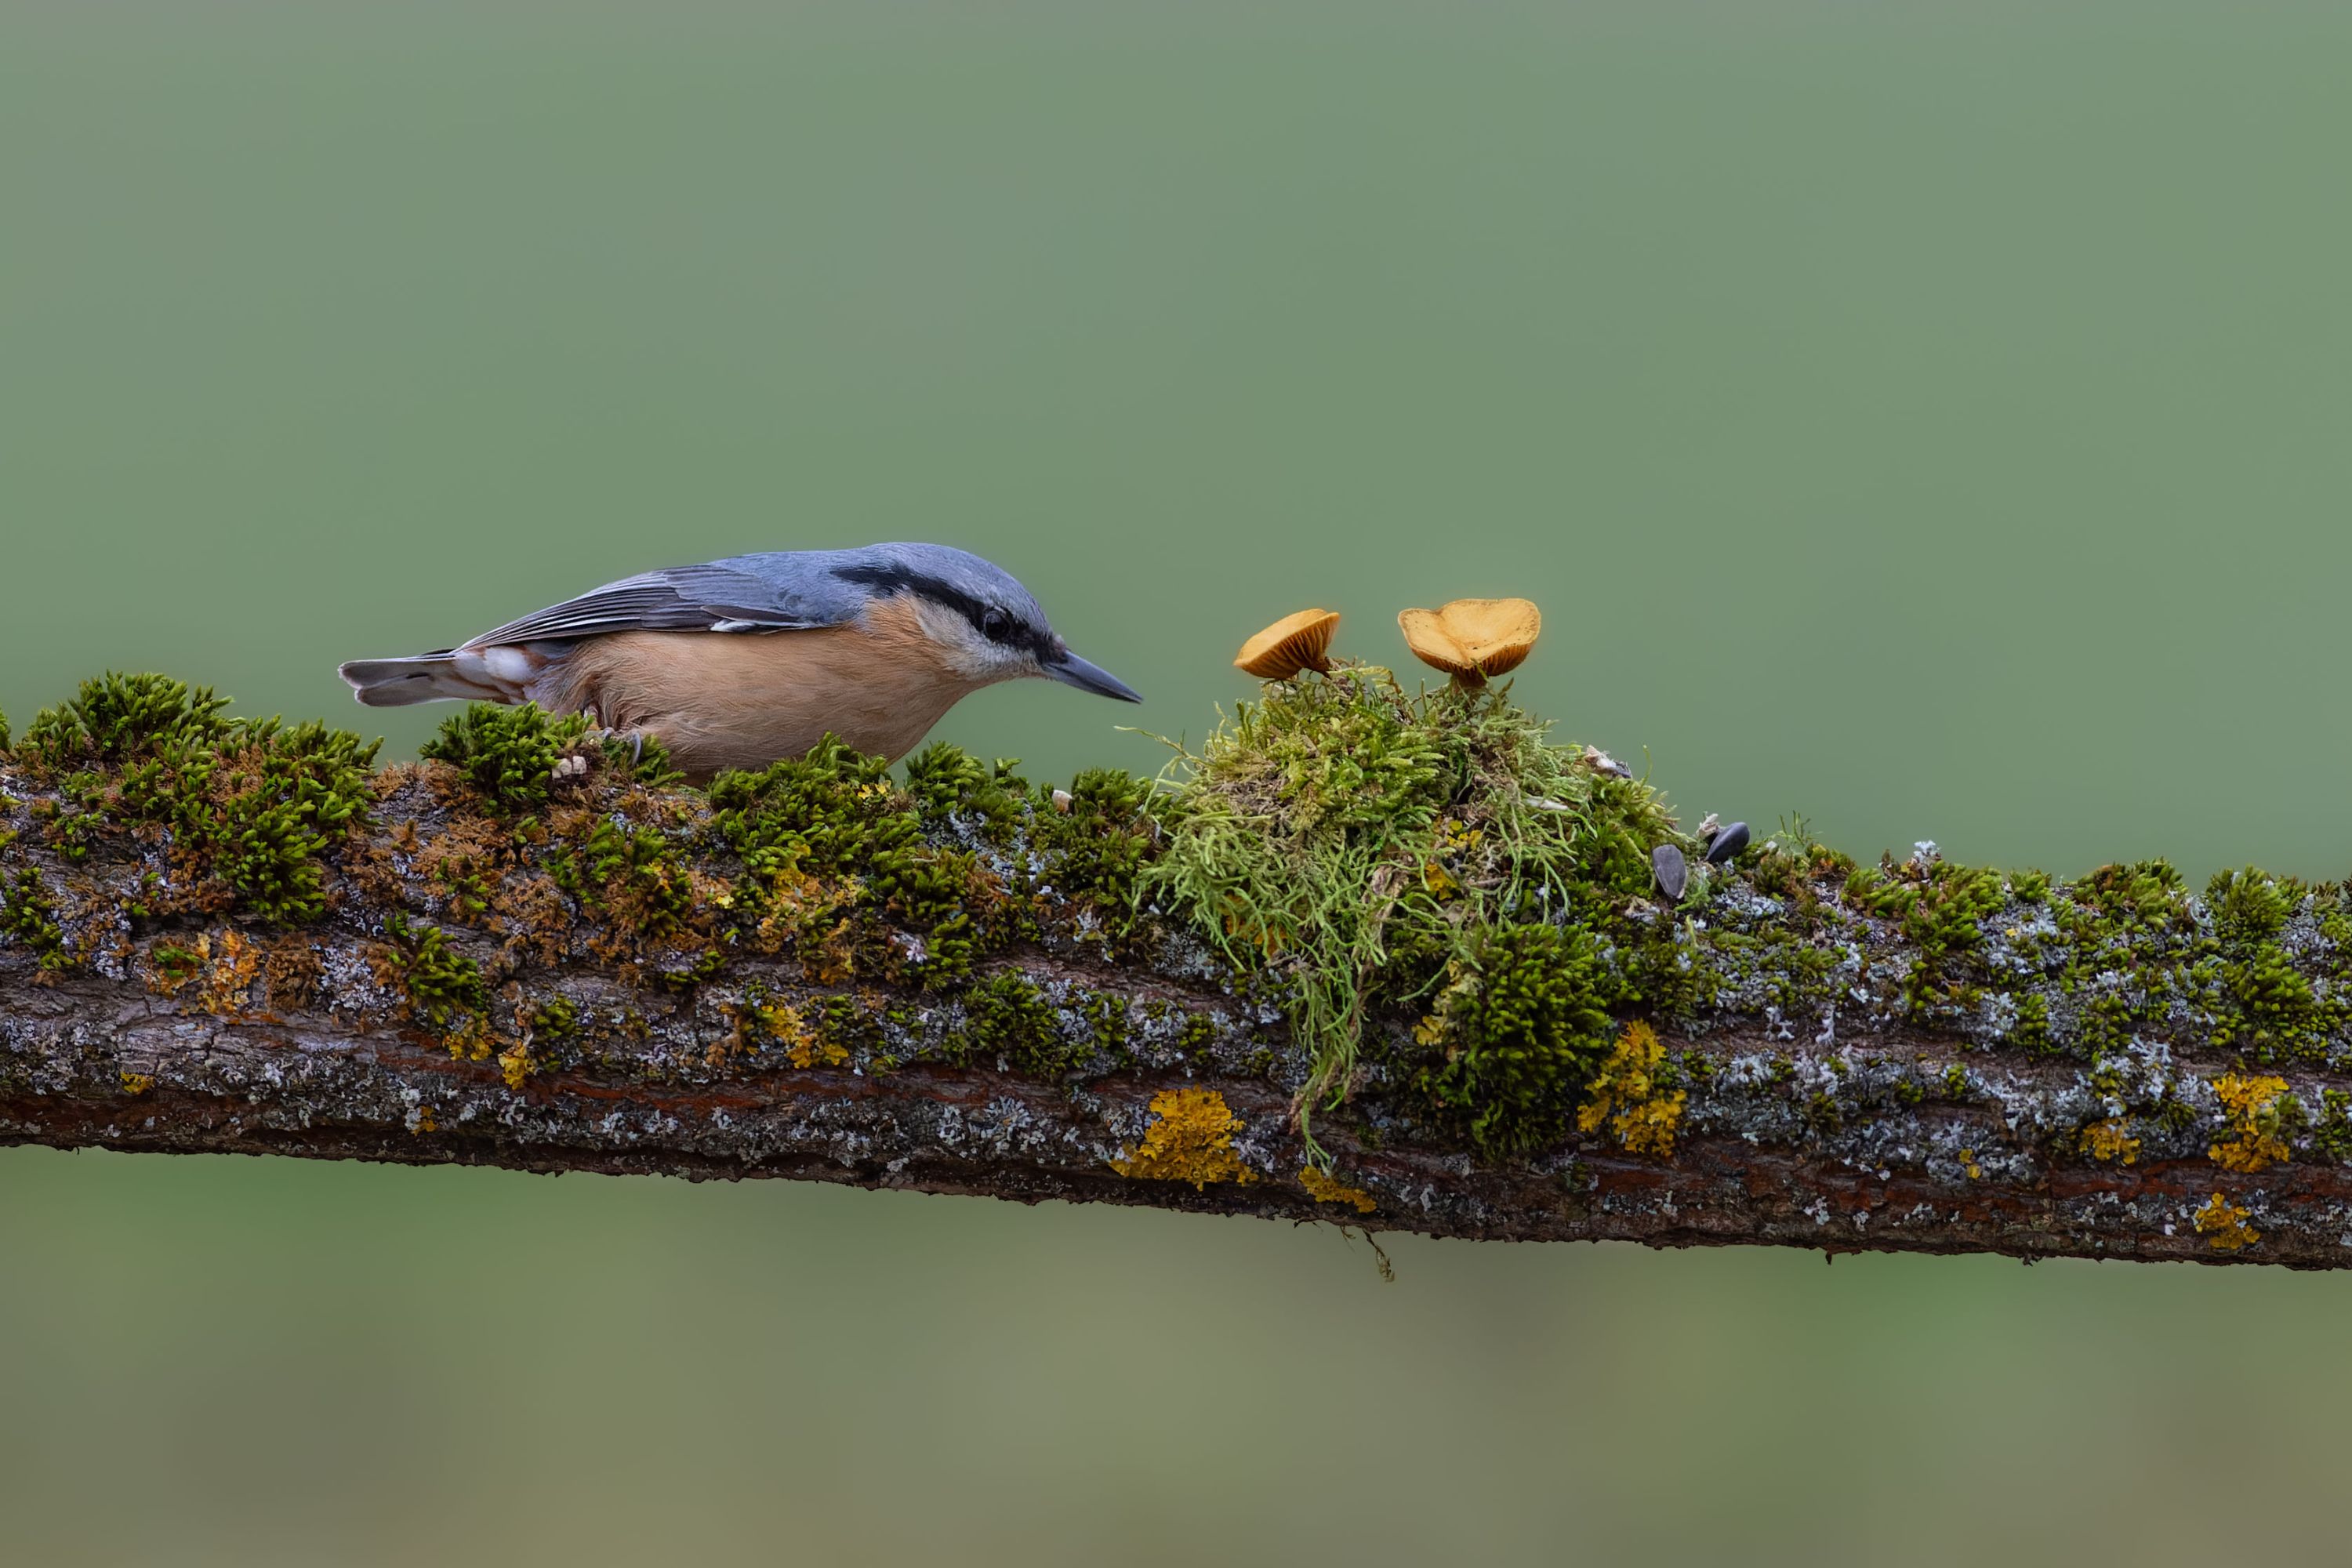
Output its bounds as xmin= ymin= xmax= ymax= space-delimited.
xmin=5 ymin=751 xmax=2348 ymax=1269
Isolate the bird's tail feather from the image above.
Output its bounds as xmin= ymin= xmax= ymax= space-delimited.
xmin=338 ymin=653 xmax=508 ymax=708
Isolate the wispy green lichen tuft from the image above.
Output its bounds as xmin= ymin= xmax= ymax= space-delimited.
xmin=1142 ymin=665 xmax=1686 ymax=1142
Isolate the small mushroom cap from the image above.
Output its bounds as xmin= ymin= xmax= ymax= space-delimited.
xmin=1396 ymin=597 xmax=1541 ymax=680
xmin=1235 ymin=608 xmax=1341 ymax=679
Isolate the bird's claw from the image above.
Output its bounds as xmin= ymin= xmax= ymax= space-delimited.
xmin=553 ymin=713 xmax=648 ymax=782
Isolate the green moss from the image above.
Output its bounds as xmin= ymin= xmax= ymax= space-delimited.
xmin=1031 ymin=768 xmax=1158 ymax=934
xmin=710 ymin=735 xmax=914 ymax=875
xmin=13 ymin=676 xmax=378 ymax=925
xmin=1410 ymin=923 xmax=1615 ymax=1158
xmin=1142 ymin=666 xmax=1685 ymax=1138
xmin=1896 ymin=861 xmax=2005 ymax=1020
xmin=903 ymin=743 xmax=1028 ymax=840
xmin=528 ymin=994 xmax=580 ymax=1040
xmin=420 ymin=702 xmax=588 ymax=817
xmin=947 ymin=971 xmax=1094 ymax=1076
xmin=18 ymin=672 xmax=231 ymax=768
xmin=2207 ymin=866 xmax=2296 ymax=944
xmin=551 ymin=817 xmax=695 ymax=942
xmin=2314 ymin=1089 xmax=2352 ymax=1163
xmin=2075 ymin=859 xmax=2188 ymax=932
xmin=0 ymin=866 xmax=66 ymax=967
xmin=380 ymin=912 xmax=488 ymax=1029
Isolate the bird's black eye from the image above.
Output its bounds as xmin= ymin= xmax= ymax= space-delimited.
xmin=981 ymin=608 xmax=1012 ymax=642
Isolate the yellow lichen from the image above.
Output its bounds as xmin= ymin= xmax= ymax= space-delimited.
xmin=2209 ymin=1072 xmax=2292 ymax=1173
xmin=1575 ymin=1021 xmax=1686 ymax=1159
xmin=1110 ymin=1087 xmax=1256 ymax=1189
xmin=2078 ymin=1119 xmax=2140 ymax=1166
xmin=118 ymin=1071 xmax=154 ymax=1096
xmin=769 ymin=1002 xmax=848 ymax=1069
xmin=1299 ymin=1165 xmax=1377 ymax=1213
xmin=1959 ymin=1148 xmax=1983 ymax=1180
xmin=410 ymin=1106 xmax=437 ymax=1135
xmin=2194 ymin=1191 xmax=2259 ymax=1251
xmin=497 ymin=1040 xmax=533 ymax=1091
xmin=445 ymin=1014 xmax=497 ymax=1062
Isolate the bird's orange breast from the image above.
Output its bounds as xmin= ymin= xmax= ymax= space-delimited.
xmin=530 ymin=598 xmax=985 ymax=779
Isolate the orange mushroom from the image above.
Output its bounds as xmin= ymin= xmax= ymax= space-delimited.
xmin=1396 ymin=597 xmax=1541 ymax=688
xmin=1235 ymin=608 xmax=1341 ymax=681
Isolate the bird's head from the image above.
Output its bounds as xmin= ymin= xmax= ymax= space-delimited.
xmin=831 ymin=543 xmax=1143 ymax=702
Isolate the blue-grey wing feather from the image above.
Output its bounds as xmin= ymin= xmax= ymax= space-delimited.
xmin=459 ymin=558 xmax=862 ymax=648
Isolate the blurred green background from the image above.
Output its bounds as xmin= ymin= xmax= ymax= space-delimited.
xmin=6 ymin=2 xmax=2352 ymax=1562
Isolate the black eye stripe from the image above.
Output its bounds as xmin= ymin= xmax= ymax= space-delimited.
xmin=833 ymin=563 xmax=1051 ymax=659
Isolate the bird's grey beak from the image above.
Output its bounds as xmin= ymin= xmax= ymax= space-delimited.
xmin=1043 ymin=648 xmax=1142 ymax=703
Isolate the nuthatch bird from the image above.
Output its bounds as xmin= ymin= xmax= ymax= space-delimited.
xmin=337 ymin=543 xmax=1142 ymax=781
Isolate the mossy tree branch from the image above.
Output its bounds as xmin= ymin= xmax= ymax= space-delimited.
xmin=7 ymin=674 xmax=2352 ymax=1267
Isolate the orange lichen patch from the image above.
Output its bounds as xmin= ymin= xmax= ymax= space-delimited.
xmin=118 ymin=1071 xmax=154 ymax=1097
xmin=2209 ymin=1073 xmax=2292 ymax=1173
xmin=198 ymin=929 xmax=263 ymax=1018
xmin=1396 ymin=597 xmax=1541 ymax=686
xmin=1110 ymin=1087 xmax=1257 ymax=1189
xmin=2078 ymin=1119 xmax=2140 ymax=1166
xmin=1576 ymin=1021 xmax=1686 ymax=1159
xmin=1300 ymin=1165 xmax=1377 ymax=1213
xmin=2194 ymin=1192 xmax=2259 ymax=1251
xmin=1235 ymin=609 xmax=1341 ymax=681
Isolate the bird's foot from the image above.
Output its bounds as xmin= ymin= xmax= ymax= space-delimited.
xmin=552 ymin=713 xmax=652 ymax=784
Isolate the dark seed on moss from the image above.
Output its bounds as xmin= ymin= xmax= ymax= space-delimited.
xmin=1652 ymin=844 xmax=1688 ymax=900
xmin=1704 ymin=822 xmax=1749 ymax=864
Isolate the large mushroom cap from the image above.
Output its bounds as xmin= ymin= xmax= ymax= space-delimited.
xmin=1396 ymin=597 xmax=1541 ymax=682
xmin=1235 ymin=608 xmax=1340 ymax=680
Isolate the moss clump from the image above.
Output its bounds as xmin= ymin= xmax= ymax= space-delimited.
xmin=710 ymin=735 xmax=916 ymax=876
xmin=17 ymin=671 xmax=231 ymax=767
xmin=550 ymin=817 xmax=695 ymax=944
xmin=1894 ymin=860 xmax=2005 ymax=1019
xmin=0 ymin=867 xmax=67 ymax=967
xmin=421 ymin=702 xmax=585 ymax=817
xmin=944 ymin=971 xmax=1090 ymax=1076
xmin=1029 ymin=769 xmax=1159 ymax=931
xmin=903 ymin=743 xmax=1029 ymax=840
xmin=2207 ymin=866 xmax=2296 ymax=943
xmin=1144 ymin=666 xmax=1685 ymax=1138
xmin=13 ymin=674 xmax=378 ymax=924
xmin=422 ymin=702 xmax=682 ymax=816
xmin=379 ymin=913 xmax=488 ymax=1029
xmin=709 ymin=736 xmax=1007 ymax=987
xmin=1410 ymin=923 xmax=1617 ymax=1157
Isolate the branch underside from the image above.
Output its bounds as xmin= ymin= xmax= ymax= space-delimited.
xmin=7 ymin=956 xmax=2347 ymax=1267
xmin=6 ymin=684 xmax=2352 ymax=1269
